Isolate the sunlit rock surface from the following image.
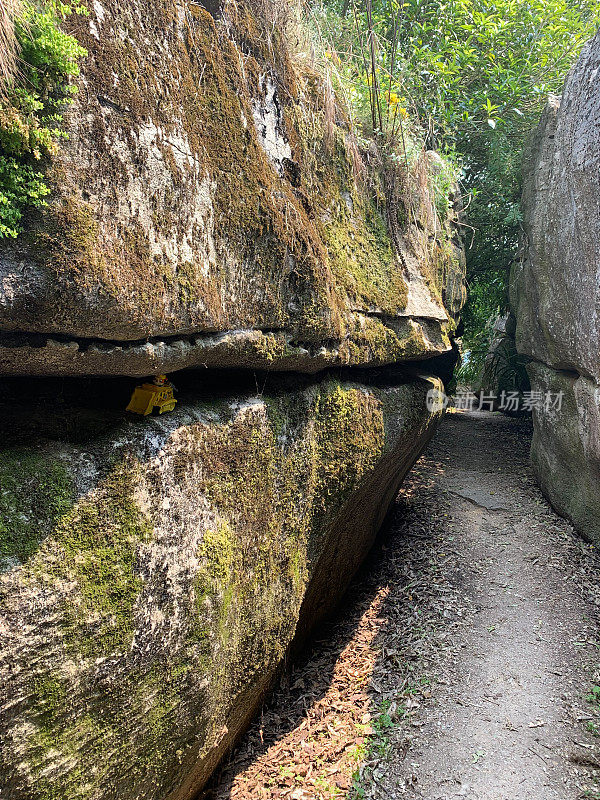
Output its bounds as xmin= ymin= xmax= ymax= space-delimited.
xmin=0 ymin=0 xmax=464 ymax=376
xmin=0 ymin=371 xmax=442 ymax=799
xmin=0 ymin=2 xmax=466 ymax=796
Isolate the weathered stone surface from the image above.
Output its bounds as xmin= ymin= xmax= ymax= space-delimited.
xmin=512 ymin=30 xmax=600 ymax=538
xmin=512 ymin=32 xmax=600 ymax=377
xmin=0 ymin=0 xmax=464 ymax=376
xmin=0 ymin=371 xmax=442 ymax=800
xmin=0 ymin=316 xmax=453 ymax=377
xmin=0 ymin=3 xmax=465 ymax=795
xmin=527 ymin=362 xmax=600 ymax=542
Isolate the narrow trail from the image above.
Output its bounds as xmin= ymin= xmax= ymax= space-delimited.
xmin=378 ymin=411 xmax=600 ymax=800
xmin=209 ymin=412 xmax=600 ymax=800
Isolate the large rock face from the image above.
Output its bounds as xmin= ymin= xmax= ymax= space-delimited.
xmin=511 ymin=30 xmax=600 ymax=539
xmin=0 ymin=371 xmax=442 ymax=800
xmin=525 ymin=362 xmax=600 ymax=538
xmin=0 ymin=3 xmax=466 ymax=796
xmin=0 ymin=0 xmax=464 ymax=376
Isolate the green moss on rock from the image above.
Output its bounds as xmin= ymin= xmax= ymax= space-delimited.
xmin=38 ymin=459 xmax=153 ymax=657
xmin=0 ymin=450 xmax=73 ymax=571
xmin=0 ymin=0 xmax=462 ymax=373
xmin=324 ymin=192 xmax=408 ymax=314
xmin=0 ymin=375 xmax=438 ymax=800
xmin=314 ymin=385 xmax=385 ymax=513
xmin=188 ymin=383 xmax=386 ymax=713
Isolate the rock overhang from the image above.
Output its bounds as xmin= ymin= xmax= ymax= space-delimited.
xmin=0 ymin=0 xmax=465 ymax=377
xmin=0 ymin=314 xmax=454 ymax=376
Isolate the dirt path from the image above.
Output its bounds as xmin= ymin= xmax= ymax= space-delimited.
xmin=208 ymin=411 xmax=600 ymax=800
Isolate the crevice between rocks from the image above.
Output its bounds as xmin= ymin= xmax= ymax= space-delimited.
xmin=0 ymin=358 xmax=454 ymax=449
xmin=525 ymin=355 xmax=595 ymax=384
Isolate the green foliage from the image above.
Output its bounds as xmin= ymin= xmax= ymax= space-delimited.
xmin=455 ymin=317 xmax=530 ymax=394
xmin=349 ymin=700 xmax=401 ymax=798
xmin=0 ymin=0 xmax=86 ymax=237
xmin=323 ymin=0 xmax=599 ymax=136
xmin=587 ymin=720 xmax=600 ymax=737
xmin=484 ymin=336 xmax=529 ymax=394
xmin=587 ymin=685 xmax=600 ymax=705
xmin=313 ymin=0 xmax=600 ymax=383
xmin=453 ymin=272 xmax=505 ymax=386
xmin=586 ymin=685 xmax=600 ymax=745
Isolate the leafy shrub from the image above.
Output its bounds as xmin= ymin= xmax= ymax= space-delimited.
xmin=313 ymin=0 xmax=600 ymax=372
xmin=0 ymin=0 xmax=86 ymax=238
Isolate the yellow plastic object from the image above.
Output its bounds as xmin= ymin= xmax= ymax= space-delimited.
xmin=126 ymin=380 xmax=177 ymax=416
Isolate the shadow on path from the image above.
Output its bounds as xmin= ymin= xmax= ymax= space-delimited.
xmin=207 ymin=413 xmax=600 ymax=800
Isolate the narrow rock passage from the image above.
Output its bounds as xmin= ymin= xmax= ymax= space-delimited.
xmin=378 ymin=411 xmax=600 ymax=800
xmin=208 ymin=412 xmax=600 ymax=800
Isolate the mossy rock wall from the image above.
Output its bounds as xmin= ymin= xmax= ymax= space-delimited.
xmin=0 ymin=371 xmax=442 ymax=800
xmin=0 ymin=0 xmax=464 ymax=376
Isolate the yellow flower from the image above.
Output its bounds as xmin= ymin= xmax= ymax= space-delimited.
xmin=389 ymin=93 xmax=409 ymax=119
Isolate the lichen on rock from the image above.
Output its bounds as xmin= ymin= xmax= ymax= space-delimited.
xmin=0 ymin=0 xmax=464 ymax=376
xmin=511 ymin=30 xmax=600 ymax=540
xmin=0 ymin=373 xmax=443 ymax=800
xmin=0 ymin=448 xmax=73 ymax=571
xmin=0 ymin=1 xmax=466 ymax=797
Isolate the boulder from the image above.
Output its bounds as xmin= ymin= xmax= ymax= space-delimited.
xmin=512 ymin=30 xmax=600 ymax=538
xmin=0 ymin=3 xmax=466 ymax=796
xmin=0 ymin=0 xmax=464 ymax=376
xmin=526 ymin=362 xmax=600 ymax=541
xmin=0 ymin=371 xmax=442 ymax=799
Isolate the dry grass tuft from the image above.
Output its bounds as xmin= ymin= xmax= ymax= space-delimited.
xmin=0 ymin=0 xmax=19 ymax=90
